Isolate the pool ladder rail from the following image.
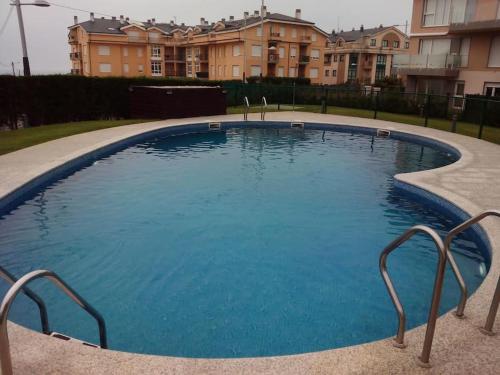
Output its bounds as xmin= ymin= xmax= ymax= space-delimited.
xmin=0 ymin=267 xmax=108 ymax=375
xmin=243 ymin=96 xmax=268 ymax=121
xmin=380 ymin=209 xmax=500 ymax=368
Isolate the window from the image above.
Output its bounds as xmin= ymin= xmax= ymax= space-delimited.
xmin=218 ymin=65 xmax=222 ymax=76
xmin=347 ymin=54 xmax=358 ymax=80
xmin=332 ymin=70 xmax=337 ymax=77
xmin=488 ymin=35 xmax=500 ymax=67
xmin=250 ymin=65 xmax=261 ymax=76
xmin=419 ymin=38 xmax=451 ymax=54
xmin=460 ymin=37 xmax=470 ymax=66
xmin=187 ymin=62 xmax=193 ymax=76
xmin=137 ymin=48 xmax=143 ymax=57
xmin=310 ymin=68 xmax=319 ymax=78
xmin=375 ymin=54 xmax=387 ymax=81
xmin=98 ymin=46 xmax=110 ymax=56
xmin=333 ymin=54 xmax=338 ymax=62
xmin=232 ymin=65 xmax=240 ymax=77
xmin=252 ymin=45 xmax=262 ymax=57
xmin=279 ymin=47 xmax=285 ymax=58
xmin=99 ymin=63 xmax=111 ymax=73
xmin=233 ymin=45 xmax=240 ymax=57
xmin=292 ymin=28 xmax=297 ymax=38
xmin=290 ymin=47 xmax=297 ymax=58
xmin=405 ymin=42 xmax=410 ymax=49
xmin=256 ymin=26 xmax=262 ymax=37
xmin=277 ymin=67 xmax=284 ymax=77
xmin=149 ymin=32 xmax=160 ymax=40
xmin=484 ymin=83 xmax=500 ymax=97
xmin=393 ymin=41 xmax=400 ymax=48
xmin=151 ymin=45 xmax=161 ymax=58
xmin=311 ymin=49 xmax=320 ymax=60
xmin=224 ymin=65 xmax=227 ymax=77
xmin=370 ymin=39 xmax=376 ymax=47
xmin=311 ymin=33 xmax=317 ymax=42
xmin=123 ymin=64 xmax=129 ymax=73
xmin=289 ymin=67 xmax=296 ymax=77
xmin=210 ymin=65 xmax=215 ymax=76
xmin=123 ymin=47 xmax=128 ymax=57
xmin=382 ymin=40 xmax=388 ymax=48
xmin=280 ymin=26 xmax=286 ymax=37
xmin=424 ymin=0 xmax=452 ymax=26
xmin=339 ymin=54 xmax=345 ymax=62
xmin=151 ymin=61 xmax=162 ymax=76
xmin=138 ymin=64 xmax=144 ymax=73
xmin=325 ymin=69 xmax=330 ymax=77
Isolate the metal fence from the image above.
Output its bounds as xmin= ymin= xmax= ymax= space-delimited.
xmin=223 ymin=83 xmax=500 ymax=142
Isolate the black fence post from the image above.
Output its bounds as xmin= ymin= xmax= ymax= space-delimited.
xmin=373 ymin=91 xmax=379 ymax=120
xmin=478 ymin=100 xmax=487 ymax=139
xmin=451 ymin=114 xmax=458 ymax=133
xmin=424 ymin=94 xmax=431 ymax=127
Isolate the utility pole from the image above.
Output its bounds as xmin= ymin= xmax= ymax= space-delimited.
xmin=11 ymin=62 xmax=15 ymax=76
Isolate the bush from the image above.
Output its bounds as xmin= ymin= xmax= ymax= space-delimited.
xmin=462 ymin=94 xmax=500 ymax=127
xmin=246 ymin=76 xmax=311 ymax=86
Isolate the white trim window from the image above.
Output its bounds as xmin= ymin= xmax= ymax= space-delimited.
xmin=256 ymin=26 xmax=262 ymax=37
xmin=311 ymin=33 xmax=317 ymax=42
xmin=137 ymin=48 xmax=143 ymax=57
xmin=290 ymin=47 xmax=297 ymax=58
xmin=280 ymin=26 xmax=286 ymax=37
xmin=232 ymin=65 xmax=240 ymax=77
xmin=98 ymin=46 xmax=110 ymax=56
xmin=489 ymin=35 xmax=500 ymax=67
xmin=138 ymin=64 xmax=144 ymax=73
xmin=151 ymin=45 xmax=161 ymax=59
xmin=151 ymin=61 xmax=162 ymax=76
xmin=252 ymin=45 xmax=262 ymax=57
xmin=99 ymin=63 xmax=111 ymax=73
xmin=423 ymin=0 xmax=466 ymax=26
xmin=277 ymin=66 xmax=284 ymax=77
xmin=123 ymin=47 xmax=128 ymax=57
xmin=279 ymin=47 xmax=285 ymax=58
xmin=292 ymin=28 xmax=297 ymax=38
xmin=309 ymin=68 xmax=319 ymax=79
xmin=250 ymin=65 xmax=261 ymax=76
xmin=123 ymin=64 xmax=129 ymax=74
xmin=233 ymin=45 xmax=241 ymax=57
xmin=311 ymin=49 xmax=320 ymax=60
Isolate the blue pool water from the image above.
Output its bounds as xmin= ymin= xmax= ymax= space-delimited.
xmin=0 ymin=127 xmax=488 ymax=358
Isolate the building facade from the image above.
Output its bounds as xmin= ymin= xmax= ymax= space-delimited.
xmin=68 ymin=8 xmax=330 ymax=84
xmin=323 ymin=26 xmax=410 ymax=85
xmin=393 ymin=0 xmax=500 ymax=96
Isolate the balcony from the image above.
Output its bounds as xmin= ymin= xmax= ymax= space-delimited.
xmin=393 ymin=54 xmax=463 ymax=77
xmin=269 ymin=31 xmax=281 ymax=40
xmin=69 ymin=52 xmax=81 ymax=60
xmin=165 ymin=54 xmax=186 ymax=62
xmin=128 ymin=36 xmax=147 ymax=43
xmin=449 ymin=7 xmax=500 ymax=33
xmin=300 ymin=36 xmax=312 ymax=44
xmin=268 ymin=53 xmax=279 ymax=64
xmin=299 ymin=55 xmax=310 ymax=64
xmin=68 ymin=35 xmax=78 ymax=44
xmin=196 ymin=54 xmax=209 ymax=62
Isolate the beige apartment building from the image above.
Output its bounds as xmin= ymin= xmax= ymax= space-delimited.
xmin=68 ymin=8 xmax=330 ymax=84
xmin=394 ymin=0 xmax=500 ymax=96
xmin=323 ymin=26 xmax=410 ymax=85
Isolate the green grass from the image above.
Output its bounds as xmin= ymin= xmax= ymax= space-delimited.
xmin=228 ymin=105 xmax=500 ymax=145
xmin=0 ymin=119 xmax=152 ymax=156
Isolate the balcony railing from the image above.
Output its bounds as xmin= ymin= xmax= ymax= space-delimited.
xmin=268 ymin=53 xmax=279 ymax=63
xmin=449 ymin=5 xmax=500 ymax=33
xmin=393 ymin=54 xmax=464 ymax=76
xmin=128 ymin=36 xmax=147 ymax=43
xmin=165 ymin=55 xmax=186 ymax=62
xmin=69 ymin=52 xmax=81 ymax=60
xmin=300 ymin=36 xmax=312 ymax=43
xmin=269 ymin=31 xmax=281 ymax=39
xmin=196 ymin=54 xmax=209 ymax=62
xmin=299 ymin=55 xmax=310 ymax=64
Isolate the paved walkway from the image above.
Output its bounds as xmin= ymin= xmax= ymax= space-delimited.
xmin=1 ymin=113 xmax=499 ymax=374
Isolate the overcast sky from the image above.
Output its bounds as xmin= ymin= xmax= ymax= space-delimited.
xmin=0 ymin=0 xmax=412 ymax=75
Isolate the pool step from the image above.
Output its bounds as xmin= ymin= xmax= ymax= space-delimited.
xmin=49 ymin=332 xmax=101 ymax=349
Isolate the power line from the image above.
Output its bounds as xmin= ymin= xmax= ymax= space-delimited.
xmin=46 ymin=2 xmax=143 ymax=24
xmin=0 ymin=6 xmax=14 ymax=37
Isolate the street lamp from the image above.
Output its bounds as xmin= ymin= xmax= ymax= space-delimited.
xmin=10 ymin=0 xmax=51 ymax=76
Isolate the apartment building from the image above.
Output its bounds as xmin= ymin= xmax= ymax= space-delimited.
xmin=393 ymin=0 xmax=500 ymax=96
xmin=68 ymin=8 xmax=330 ymax=84
xmin=323 ymin=26 xmax=410 ymax=85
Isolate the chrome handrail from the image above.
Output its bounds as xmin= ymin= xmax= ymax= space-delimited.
xmin=480 ymin=276 xmax=499 ymax=336
xmin=0 ymin=266 xmax=49 ymax=334
xmin=0 ymin=270 xmax=107 ymax=375
xmin=243 ymin=96 xmax=250 ymax=121
xmin=261 ymin=96 xmax=268 ymax=121
xmin=444 ymin=210 xmax=500 ymax=318
xmin=379 ymin=225 xmax=446 ymax=367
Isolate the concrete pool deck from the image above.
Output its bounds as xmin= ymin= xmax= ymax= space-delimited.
xmin=0 ymin=112 xmax=499 ymax=374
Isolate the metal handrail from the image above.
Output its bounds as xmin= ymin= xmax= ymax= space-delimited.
xmin=444 ymin=210 xmax=500 ymax=318
xmin=243 ymin=96 xmax=250 ymax=121
xmin=0 ymin=270 xmax=107 ymax=375
xmin=0 ymin=266 xmax=49 ymax=334
xmin=480 ymin=276 xmax=499 ymax=336
xmin=379 ymin=225 xmax=447 ymax=367
xmin=261 ymin=96 xmax=268 ymax=121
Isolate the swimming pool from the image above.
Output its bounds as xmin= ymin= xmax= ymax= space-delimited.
xmin=0 ymin=123 xmax=488 ymax=358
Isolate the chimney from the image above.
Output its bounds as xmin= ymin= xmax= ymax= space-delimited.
xmin=181 ymin=22 xmax=185 ymax=26
xmin=112 ymin=16 xmax=116 ymax=21
xmin=244 ymin=11 xmax=249 ymax=18
xmin=221 ymin=18 xmax=226 ymax=23
xmin=200 ymin=17 xmax=205 ymax=25
xmin=262 ymin=6 xmax=267 ymax=17
xmin=126 ymin=17 xmax=130 ymax=22
xmin=73 ymin=15 xmax=78 ymax=25
xmin=152 ymin=18 xmax=156 ymax=25
xmin=379 ymin=24 xmax=383 ymax=28
xmin=170 ymin=20 xmax=175 ymax=26
xmin=90 ymin=12 xmax=95 ymax=22
xmin=254 ymin=10 xmax=259 ymax=16
xmin=229 ymin=16 xmax=234 ymax=21
xmin=119 ymin=15 xmax=124 ymax=24
xmin=295 ymin=9 xmax=301 ymax=19
xmin=360 ymin=24 xmax=364 ymax=32
xmin=352 ymin=27 xmax=355 ymax=31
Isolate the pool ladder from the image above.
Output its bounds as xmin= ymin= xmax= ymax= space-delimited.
xmin=243 ymin=96 xmax=268 ymax=121
xmin=380 ymin=209 xmax=500 ymax=368
xmin=0 ymin=266 xmax=108 ymax=375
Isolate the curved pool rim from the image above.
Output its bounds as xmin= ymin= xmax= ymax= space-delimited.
xmin=1 ymin=114 xmax=499 ymax=374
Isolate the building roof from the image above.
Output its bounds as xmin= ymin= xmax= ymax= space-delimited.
xmin=329 ymin=26 xmax=393 ymax=42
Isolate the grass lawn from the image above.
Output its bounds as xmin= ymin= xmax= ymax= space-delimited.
xmin=228 ymin=105 xmax=500 ymax=145
xmin=0 ymin=119 xmax=151 ymax=156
